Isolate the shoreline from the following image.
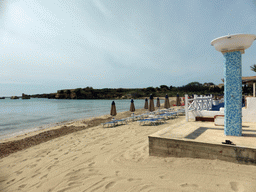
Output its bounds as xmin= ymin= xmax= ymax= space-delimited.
xmin=0 ymin=97 xmax=179 ymax=158
xmin=0 ymin=107 xmax=151 ymax=158
xmin=0 ymin=97 xmax=178 ymax=142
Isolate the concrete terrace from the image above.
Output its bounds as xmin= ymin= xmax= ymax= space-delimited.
xmin=149 ymin=120 xmax=256 ymax=165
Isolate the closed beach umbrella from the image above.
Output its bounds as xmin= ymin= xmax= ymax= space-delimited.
xmin=176 ymin=94 xmax=180 ymax=106
xmin=149 ymin=95 xmax=155 ymax=112
xmin=110 ymin=101 xmax=117 ymax=116
xmin=144 ymin=98 xmax=148 ymax=109
xmin=130 ymin=99 xmax=135 ymax=112
xmin=164 ymin=94 xmax=170 ymax=109
xmin=156 ymin=97 xmax=160 ymax=108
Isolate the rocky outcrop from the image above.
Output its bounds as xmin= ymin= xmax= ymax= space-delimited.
xmin=30 ymin=93 xmax=56 ymax=99
xmin=11 ymin=96 xmax=19 ymax=99
xmin=55 ymin=93 xmax=66 ymax=99
xmin=22 ymin=93 xmax=30 ymax=99
xmin=70 ymin=92 xmax=77 ymax=99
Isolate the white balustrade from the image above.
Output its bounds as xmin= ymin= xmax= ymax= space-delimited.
xmin=185 ymin=94 xmax=213 ymax=121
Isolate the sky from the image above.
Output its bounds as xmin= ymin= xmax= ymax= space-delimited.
xmin=1 ymin=0 xmax=256 ymax=96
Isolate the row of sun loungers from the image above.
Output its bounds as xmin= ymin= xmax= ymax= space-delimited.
xmin=102 ymin=107 xmax=185 ymax=128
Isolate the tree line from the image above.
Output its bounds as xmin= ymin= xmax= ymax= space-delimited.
xmin=29 ymin=81 xmax=225 ymax=99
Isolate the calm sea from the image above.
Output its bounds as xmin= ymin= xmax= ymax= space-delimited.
xmin=0 ymin=98 xmax=146 ymax=140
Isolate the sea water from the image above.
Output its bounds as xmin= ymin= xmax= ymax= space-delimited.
xmin=0 ymin=98 xmax=146 ymax=140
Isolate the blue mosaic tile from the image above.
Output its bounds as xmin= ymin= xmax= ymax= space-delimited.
xmin=223 ymin=51 xmax=242 ymax=136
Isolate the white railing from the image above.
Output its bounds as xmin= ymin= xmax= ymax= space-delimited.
xmin=185 ymin=94 xmax=213 ymax=121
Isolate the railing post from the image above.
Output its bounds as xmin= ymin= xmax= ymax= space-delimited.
xmin=185 ymin=94 xmax=188 ymax=122
xmin=194 ymin=95 xmax=198 ymax=110
xmin=209 ymin=97 xmax=213 ymax=110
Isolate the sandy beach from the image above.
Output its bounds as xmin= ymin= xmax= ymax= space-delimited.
xmin=1 ymin=106 xmax=256 ymax=192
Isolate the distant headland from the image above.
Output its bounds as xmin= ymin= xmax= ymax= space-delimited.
xmin=17 ymin=82 xmax=227 ymax=100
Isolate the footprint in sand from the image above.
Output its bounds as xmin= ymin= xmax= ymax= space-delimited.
xmin=127 ymin=178 xmax=142 ymax=182
xmin=54 ymin=161 xmax=59 ymax=165
xmin=88 ymin=162 xmax=95 ymax=167
xmin=6 ymin=179 xmax=15 ymax=184
xmin=180 ymin=183 xmax=198 ymax=188
xmin=68 ymin=181 xmax=82 ymax=186
xmin=30 ymin=164 xmax=37 ymax=168
xmin=105 ymin=181 xmax=116 ymax=189
xmin=18 ymin=184 xmax=27 ymax=189
xmin=65 ymin=168 xmax=86 ymax=178
xmin=47 ymin=165 xmax=54 ymax=170
xmin=0 ymin=179 xmax=6 ymax=183
xmin=40 ymin=174 xmax=48 ymax=180
xmin=88 ymin=169 xmax=95 ymax=172
xmin=35 ymin=168 xmax=41 ymax=173
xmin=15 ymin=170 xmax=23 ymax=175
xmin=230 ymin=182 xmax=242 ymax=192
xmin=31 ymin=172 xmax=41 ymax=178
xmin=127 ymin=178 xmax=134 ymax=182
xmin=18 ymin=177 xmax=25 ymax=182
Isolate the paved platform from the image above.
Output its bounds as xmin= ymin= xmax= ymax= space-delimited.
xmin=148 ymin=120 xmax=256 ymax=165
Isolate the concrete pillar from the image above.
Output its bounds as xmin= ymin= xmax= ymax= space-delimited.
xmin=223 ymin=51 xmax=242 ymax=136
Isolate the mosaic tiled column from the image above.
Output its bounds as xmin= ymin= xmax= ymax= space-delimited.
xmin=223 ymin=51 xmax=242 ymax=136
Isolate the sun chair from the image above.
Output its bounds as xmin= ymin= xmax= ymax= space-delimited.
xmin=115 ymin=119 xmax=127 ymax=125
xmin=102 ymin=120 xmax=118 ymax=128
xmin=157 ymin=113 xmax=174 ymax=119
xmin=137 ymin=118 xmax=165 ymax=126
xmin=169 ymin=112 xmax=178 ymax=118
xmin=177 ymin=108 xmax=185 ymax=115
xmin=102 ymin=118 xmax=128 ymax=128
xmin=128 ymin=115 xmax=144 ymax=122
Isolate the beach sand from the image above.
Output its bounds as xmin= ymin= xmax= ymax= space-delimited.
xmin=1 ymin=107 xmax=256 ymax=191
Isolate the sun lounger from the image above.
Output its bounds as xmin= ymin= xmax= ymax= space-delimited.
xmin=115 ymin=119 xmax=127 ymax=125
xmin=102 ymin=120 xmax=118 ymax=128
xmin=127 ymin=115 xmax=145 ymax=121
xmin=157 ymin=112 xmax=177 ymax=119
xmin=102 ymin=118 xmax=127 ymax=128
xmin=137 ymin=118 xmax=165 ymax=126
xmin=177 ymin=109 xmax=185 ymax=115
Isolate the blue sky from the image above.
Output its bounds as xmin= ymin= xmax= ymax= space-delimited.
xmin=1 ymin=0 xmax=256 ymax=96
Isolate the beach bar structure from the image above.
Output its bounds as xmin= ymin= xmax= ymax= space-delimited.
xmin=242 ymin=76 xmax=256 ymax=97
xmin=211 ymin=34 xmax=256 ymax=136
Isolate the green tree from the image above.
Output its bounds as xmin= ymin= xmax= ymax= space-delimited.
xmin=250 ymin=64 xmax=256 ymax=72
xmin=146 ymin=87 xmax=156 ymax=93
xmin=160 ymin=85 xmax=169 ymax=90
